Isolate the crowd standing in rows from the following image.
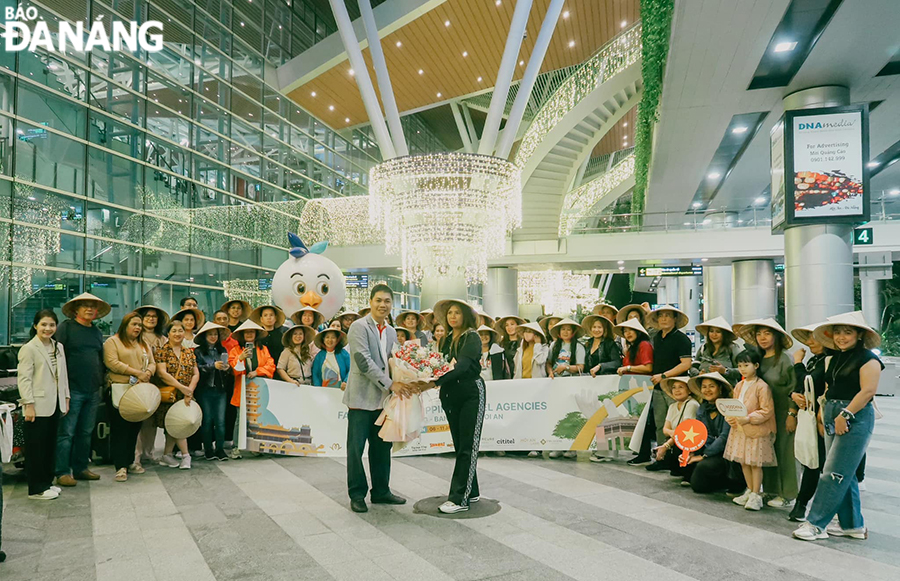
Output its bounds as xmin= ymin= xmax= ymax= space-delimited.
xmin=0 ymin=291 xmax=885 ymax=560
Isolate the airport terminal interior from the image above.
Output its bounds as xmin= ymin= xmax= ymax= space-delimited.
xmin=1 ymin=0 xmax=900 ymax=580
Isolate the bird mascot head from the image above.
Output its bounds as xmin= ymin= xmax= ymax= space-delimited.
xmin=271 ymin=233 xmax=346 ymax=320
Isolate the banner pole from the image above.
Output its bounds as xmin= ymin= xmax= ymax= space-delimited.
xmin=239 ymin=374 xmax=248 ymax=450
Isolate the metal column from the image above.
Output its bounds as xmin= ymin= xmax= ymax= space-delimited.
xmin=733 ymin=259 xmax=776 ymax=323
xmin=702 ymin=265 xmax=733 ymax=323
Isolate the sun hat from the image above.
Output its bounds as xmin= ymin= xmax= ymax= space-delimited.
xmin=171 ymin=307 xmax=206 ymax=330
xmin=687 ymin=371 xmax=734 ymax=400
xmin=282 ymin=324 xmax=316 ymax=348
xmin=592 ymin=302 xmax=619 ymax=318
xmin=289 ymin=306 xmax=325 ymax=330
xmin=791 ymin=323 xmax=826 ymax=347
xmin=337 ymin=311 xmax=361 ymax=325
xmin=433 ymin=299 xmax=479 ymax=329
xmin=195 ymin=321 xmax=228 ymax=342
xmin=220 ymin=299 xmax=251 ymax=319
xmin=134 ymin=305 xmax=170 ymax=329
xmin=734 ymin=318 xmax=793 ymax=350
xmin=397 ymin=310 xmax=424 ymax=330
xmin=165 ymin=400 xmax=203 ymax=439
xmin=518 ymin=321 xmax=546 ymax=341
xmin=646 ymin=305 xmax=689 ymax=330
xmin=614 ymin=318 xmax=650 ymax=340
xmin=250 ymin=305 xmax=286 ymax=329
xmin=118 ymin=383 xmax=161 ymax=422
xmin=813 ymin=311 xmax=881 ymax=350
xmin=494 ymin=314 xmax=526 ymax=335
xmin=695 ymin=316 xmax=737 ymax=342
xmin=549 ymin=318 xmax=585 ymax=341
xmin=538 ymin=315 xmax=563 ymax=338
xmin=477 ymin=324 xmax=501 ymax=342
xmin=314 ymin=328 xmax=348 ymax=350
xmin=580 ymin=314 xmax=615 ymax=339
xmin=230 ymin=319 xmax=268 ymax=342
xmin=62 ymin=292 xmax=111 ymax=319
xmin=660 ymin=376 xmax=693 ymax=400
xmin=615 ymin=304 xmax=647 ymax=325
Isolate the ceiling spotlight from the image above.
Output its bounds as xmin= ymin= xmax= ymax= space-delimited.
xmin=701 ymin=258 xmax=708 ymax=262
xmin=617 ymin=260 xmax=624 ymax=265
xmin=732 ymin=126 xmax=748 ymax=134
xmin=867 ymin=161 xmax=880 ymax=168
xmin=519 ymin=60 xmax=524 ymax=66
xmin=692 ymin=202 xmax=702 ymax=208
xmin=563 ymin=10 xmax=570 ymax=19
xmin=755 ymin=196 xmax=766 ymax=205
xmin=444 ymin=19 xmax=450 ymax=27
xmin=890 ymin=189 xmax=900 ymax=196
xmin=311 ymin=91 xmax=316 ymax=97
xmin=396 ymin=41 xmax=402 ymax=47
xmin=683 ymin=222 xmax=692 ymax=226
xmin=477 ymin=76 xmax=483 ymax=82
xmin=568 ymin=40 xmax=575 ymax=48
xmin=773 ymin=41 xmax=797 ymax=53
xmin=328 ymin=105 xmax=335 ymax=111
xmin=708 ymin=172 xmax=721 ymax=179
xmin=496 ymin=0 xmax=501 ymax=5
xmin=418 ymin=69 xmax=424 ymax=75
xmin=621 ymin=20 xmax=627 ymax=28
xmin=623 ymin=122 xmax=628 ymax=127
xmin=462 ymin=51 xmax=468 ymax=57
xmin=345 ymin=118 xmax=350 ymax=123
xmin=349 ymin=68 xmax=355 ymax=76
xmin=437 ymin=92 xmax=442 ymax=97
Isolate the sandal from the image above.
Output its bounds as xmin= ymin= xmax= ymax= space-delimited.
xmin=115 ymin=468 xmax=128 ymax=482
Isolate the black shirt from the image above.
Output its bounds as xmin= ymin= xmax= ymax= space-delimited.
xmin=54 ymin=319 xmax=104 ymax=393
xmin=794 ymin=353 xmax=827 ymax=410
xmin=436 ymin=330 xmax=481 ymax=389
xmin=260 ymin=327 xmax=285 ymax=364
xmin=651 ymin=329 xmax=692 ymax=375
xmin=584 ymin=338 xmax=622 ymax=375
xmin=824 ymin=345 xmax=883 ymax=401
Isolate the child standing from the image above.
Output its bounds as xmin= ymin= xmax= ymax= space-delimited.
xmin=724 ymin=349 xmax=777 ymax=511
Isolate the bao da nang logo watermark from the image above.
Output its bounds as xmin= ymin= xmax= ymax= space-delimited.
xmin=3 ymin=6 xmax=163 ymax=52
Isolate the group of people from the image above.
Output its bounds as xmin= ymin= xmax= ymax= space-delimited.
xmin=0 ymin=290 xmax=884 ymax=561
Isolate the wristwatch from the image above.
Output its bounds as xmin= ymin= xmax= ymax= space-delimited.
xmin=787 ymin=411 xmax=797 ymax=418
xmin=839 ymin=409 xmax=854 ymax=421
xmin=661 ymin=373 xmax=667 ymax=380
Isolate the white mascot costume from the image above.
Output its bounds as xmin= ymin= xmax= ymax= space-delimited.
xmin=271 ymin=233 xmax=346 ymax=321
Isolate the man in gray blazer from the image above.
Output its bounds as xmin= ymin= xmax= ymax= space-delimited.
xmin=344 ymin=284 xmax=411 ymax=513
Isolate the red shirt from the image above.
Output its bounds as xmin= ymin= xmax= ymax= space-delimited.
xmin=622 ymin=341 xmax=653 ymax=372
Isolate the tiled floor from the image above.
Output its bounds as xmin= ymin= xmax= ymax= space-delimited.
xmin=2 ymin=395 xmax=899 ymax=581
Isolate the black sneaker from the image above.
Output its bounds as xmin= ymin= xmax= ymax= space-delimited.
xmin=788 ymin=503 xmax=807 ymax=522
xmin=215 ymin=450 xmax=229 ymax=462
xmin=645 ymin=462 xmax=668 ymax=471
xmin=627 ymin=457 xmax=650 ymax=466
xmin=0 ymin=549 xmax=6 ymax=562
xmin=205 ymin=453 xmax=216 ymax=461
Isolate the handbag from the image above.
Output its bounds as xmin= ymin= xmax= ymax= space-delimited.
xmin=158 ymin=385 xmax=177 ymax=403
xmin=0 ymin=403 xmax=14 ymax=463
xmin=794 ymin=374 xmax=819 ymax=469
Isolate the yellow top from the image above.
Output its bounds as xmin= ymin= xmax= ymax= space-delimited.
xmin=522 ymin=344 xmax=534 ymax=379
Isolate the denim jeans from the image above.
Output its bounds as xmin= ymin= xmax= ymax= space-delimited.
xmin=198 ymin=389 xmax=228 ymax=455
xmin=806 ymin=400 xmax=874 ymax=530
xmin=55 ymin=389 xmax=100 ymax=476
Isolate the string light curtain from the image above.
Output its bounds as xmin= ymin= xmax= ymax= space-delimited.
xmin=369 ymin=153 xmax=521 ymax=284
xmin=518 ymin=270 xmax=599 ymax=316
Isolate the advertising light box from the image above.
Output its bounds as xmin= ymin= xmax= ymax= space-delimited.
xmin=771 ymin=104 xmax=870 ymax=229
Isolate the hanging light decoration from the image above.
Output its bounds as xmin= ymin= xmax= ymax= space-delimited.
xmin=369 ymin=153 xmax=521 ymax=284
xmin=518 ymin=270 xmax=599 ymax=316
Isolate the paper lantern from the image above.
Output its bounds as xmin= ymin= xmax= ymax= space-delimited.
xmin=164 ymin=400 xmax=203 ymax=439
xmin=118 ymin=383 xmax=161 ymax=423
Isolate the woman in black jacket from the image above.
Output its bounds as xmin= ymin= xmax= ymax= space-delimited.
xmin=194 ymin=322 xmax=234 ymax=461
xmin=477 ymin=325 xmax=509 ymax=381
xmin=495 ymin=315 xmax=524 ymax=378
xmin=581 ymin=315 xmax=622 ymax=376
xmin=424 ymin=299 xmax=484 ymax=514
xmin=683 ymin=372 xmax=743 ymax=493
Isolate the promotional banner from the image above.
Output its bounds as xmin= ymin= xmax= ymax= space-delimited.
xmin=242 ymin=375 xmax=653 ymax=457
xmin=781 ymin=105 xmax=869 ymax=225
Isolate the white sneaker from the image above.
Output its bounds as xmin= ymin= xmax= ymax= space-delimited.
xmin=229 ymin=448 xmax=242 ymax=460
xmin=548 ymin=451 xmax=563 ymax=459
xmin=439 ymin=501 xmax=469 ymax=514
xmin=767 ymin=496 xmax=789 ymax=508
xmin=793 ymin=522 xmax=828 ymax=541
xmin=744 ymin=492 xmax=763 ymax=511
xmin=50 ymin=485 xmax=62 ymax=493
xmin=732 ymin=490 xmax=751 ymax=506
xmin=527 ymin=451 xmax=541 ymax=458
xmin=29 ymin=489 xmax=59 ymax=500
xmin=179 ymin=456 xmax=192 ymax=470
xmin=469 ymin=496 xmax=480 ymax=503
xmin=563 ymin=451 xmax=577 ymax=459
xmin=191 ymin=450 xmax=205 ymax=458
xmin=826 ymin=522 xmax=868 ymax=539
xmin=159 ymin=454 xmax=179 ymax=468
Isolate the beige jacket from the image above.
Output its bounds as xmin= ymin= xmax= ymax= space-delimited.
xmin=17 ymin=336 xmax=70 ymax=417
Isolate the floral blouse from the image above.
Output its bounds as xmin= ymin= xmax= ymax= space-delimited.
xmin=154 ymin=342 xmax=197 ymax=386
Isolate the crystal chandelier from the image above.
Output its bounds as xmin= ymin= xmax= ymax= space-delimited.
xmin=369 ymin=153 xmax=521 ymax=284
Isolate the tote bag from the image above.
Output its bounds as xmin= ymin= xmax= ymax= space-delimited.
xmin=794 ymin=374 xmax=819 ymax=469
xmin=0 ymin=403 xmax=15 ymax=463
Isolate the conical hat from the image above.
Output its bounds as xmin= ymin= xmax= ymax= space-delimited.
xmin=734 ymin=318 xmax=793 ymax=350
xmin=695 ymin=316 xmax=736 ymax=342
xmin=614 ymin=318 xmax=650 ymax=340
xmin=580 ymin=314 xmax=614 ymax=339
xmin=282 ymin=325 xmax=316 ymax=348
xmin=791 ymin=323 xmax=825 ymax=347
xmin=314 ymin=328 xmax=348 ymax=350
xmin=359 ymin=307 xmax=371 ymax=318
xmin=615 ymin=304 xmax=647 ymax=325
xmin=813 ymin=311 xmax=881 ymax=350
xmin=660 ymin=376 xmax=693 ymax=400
xmin=538 ymin=315 xmax=562 ymax=338
xmin=135 ymin=305 xmax=169 ymax=329
xmin=289 ymin=306 xmax=325 ymax=329
xmin=250 ymin=305 xmax=286 ymax=329
xmin=164 ymin=399 xmax=203 ymax=439
xmin=477 ymin=324 xmax=500 ymax=341
xmin=171 ymin=307 xmax=206 ymax=330
xmin=118 ymin=383 xmax=161 ymax=422
xmin=646 ymin=305 xmax=689 ymax=330
xmin=230 ymin=319 xmax=267 ymax=341
xmin=434 ymin=299 xmax=479 ymax=328
xmin=592 ymin=303 xmax=619 ymax=317
xmin=62 ymin=292 xmax=111 ymax=319
xmin=338 ymin=311 xmax=361 ymax=323
xmin=220 ymin=299 xmax=251 ymax=319
xmin=397 ymin=310 xmax=424 ymax=330
xmin=687 ymin=371 xmax=734 ymax=400
xmin=549 ymin=318 xmax=584 ymax=341
xmin=195 ymin=321 xmax=228 ymax=342
xmin=517 ymin=321 xmax=546 ymax=341
xmin=494 ymin=315 xmax=525 ymax=334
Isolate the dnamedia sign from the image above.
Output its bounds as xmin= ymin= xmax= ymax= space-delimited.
xmin=770 ymin=104 xmax=870 ymax=230
xmin=2 ymin=6 xmax=164 ymax=53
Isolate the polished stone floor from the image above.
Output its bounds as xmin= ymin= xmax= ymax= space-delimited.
xmin=2 ymin=395 xmax=899 ymax=581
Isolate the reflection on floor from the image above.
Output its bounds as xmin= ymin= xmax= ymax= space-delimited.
xmin=1 ymin=395 xmax=899 ymax=581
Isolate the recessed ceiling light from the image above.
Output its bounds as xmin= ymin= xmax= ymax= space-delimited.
xmin=349 ymin=68 xmax=355 ymax=76
xmin=563 ymin=10 xmax=570 ymax=19
xmin=568 ymin=40 xmax=575 ymax=48
xmin=619 ymin=266 xmax=625 ymax=271
xmin=329 ymin=105 xmax=335 ymax=111
xmin=708 ymin=172 xmax=721 ymax=179
xmin=867 ymin=161 xmax=879 ymax=168
xmin=755 ymin=196 xmax=766 ymax=205
xmin=496 ymin=0 xmax=501 ymax=5
xmin=519 ymin=60 xmax=524 ymax=66
xmin=701 ymin=258 xmax=708 ymax=262
xmin=437 ymin=92 xmax=442 ymax=97
xmin=683 ymin=222 xmax=691 ymax=226
xmin=732 ymin=126 xmax=749 ymax=134
xmin=623 ymin=122 xmax=628 ymax=127
xmin=462 ymin=51 xmax=468 ymax=57
xmin=396 ymin=41 xmax=402 ymax=47
xmin=773 ymin=41 xmax=797 ymax=53
xmin=692 ymin=202 xmax=702 ymax=208
xmin=890 ymin=189 xmax=900 ymax=196
xmin=444 ymin=20 xmax=450 ymax=27
xmin=621 ymin=20 xmax=627 ymax=28
xmin=418 ymin=69 xmax=424 ymax=75
xmin=477 ymin=76 xmax=483 ymax=82
xmin=617 ymin=260 xmax=624 ymax=265
xmin=345 ymin=118 xmax=350 ymax=123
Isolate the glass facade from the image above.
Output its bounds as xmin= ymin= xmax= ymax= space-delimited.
xmin=0 ymin=0 xmax=381 ymax=344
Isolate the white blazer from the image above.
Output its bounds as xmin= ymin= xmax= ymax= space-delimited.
xmin=17 ymin=336 xmax=70 ymax=417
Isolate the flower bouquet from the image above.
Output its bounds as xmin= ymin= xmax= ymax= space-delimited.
xmin=376 ymin=343 xmax=452 ymax=449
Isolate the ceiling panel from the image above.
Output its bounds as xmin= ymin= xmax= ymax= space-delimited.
xmin=285 ymin=0 xmax=640 ymax=130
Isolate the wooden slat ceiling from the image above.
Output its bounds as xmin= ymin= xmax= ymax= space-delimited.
xmin=286 ymin=0 xmax=640 ymax=129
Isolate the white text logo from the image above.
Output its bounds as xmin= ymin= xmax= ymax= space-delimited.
xmin=3 ymin=7 xmax=163 ymax=53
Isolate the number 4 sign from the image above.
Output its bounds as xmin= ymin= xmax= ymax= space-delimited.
xmin=854 ymin=227 xmax=873 ymax=245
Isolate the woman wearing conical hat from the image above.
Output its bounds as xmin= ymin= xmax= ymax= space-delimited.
xmin=694 ymin=317 xmax=742 ymax=385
